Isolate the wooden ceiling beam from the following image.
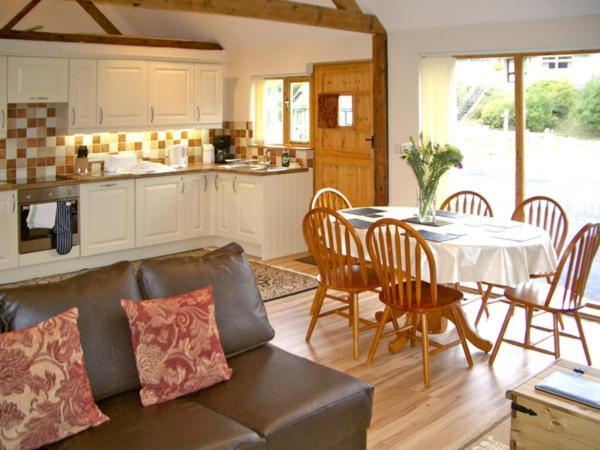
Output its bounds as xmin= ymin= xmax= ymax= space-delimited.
xmin=75 ymin=0 xmax=122 ymax=35
xmin=63 ymin=0 xmax=385 ymax=34
xmin=331 ymin=0 xmax=362 ymax=13
xmin=0 ymin=29 xmax=223 ymax=50
xmin=2 ymin=0 xmax=44 ymax=31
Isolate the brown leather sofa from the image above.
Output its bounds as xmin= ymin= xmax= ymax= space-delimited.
xmin=0 ymin=243 xmax=373 ymax=450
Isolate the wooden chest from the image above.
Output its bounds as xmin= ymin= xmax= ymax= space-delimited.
xmin=506 ymin=360 xmax=600 ymax=449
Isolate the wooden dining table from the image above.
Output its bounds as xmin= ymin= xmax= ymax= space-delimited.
xmin=339 ymin=206 xmax=559 ymax=353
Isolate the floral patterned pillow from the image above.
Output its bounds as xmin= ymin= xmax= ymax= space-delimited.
xmin=121 ymin=286 xmax=232 ymax=406
xmin=0 ymin=308 xmax=108 ymax=450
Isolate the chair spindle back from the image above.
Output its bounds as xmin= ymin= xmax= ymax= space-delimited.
xmin=303 ymin=207 xmax=368 ymax=290
xmin=440 ymin=190 xmax=494 ymax=217
xmin=512 ymin=196 xmax=569 ymax=255
xmin=310 ymin=188 xmax=352 ymax=211
xmin=546 ymin=223 xmax=600 ymax=309
xmin=366 ymin=219 xmax=438 ymax=309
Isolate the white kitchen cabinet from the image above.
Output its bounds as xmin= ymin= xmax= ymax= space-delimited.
xmin=136 ymin=175 xmax=186 ymax=247
xmin=0 ymin=56 xmax=7 ymax=139
xmin=97 ymin=60 xmax=148 ymax=128
xmin=80 ymin=180 xmax=135 ymax=256
xmin=69 ymin=59 xmax=97 ymax=130
xmin=0 ymin=191 xmax=18 ymax=271
xmin=195 ymin=64 xmax=223 ymax=125
xmin=149 ymin=62 xmax=195 ymax=126
xmin=213 ymin=173 xmax=262 ymax=244
xmin=8 ymin=57 xmax=69 ymax=103
xmin=187 ymin=172 xmax=213 ymax=238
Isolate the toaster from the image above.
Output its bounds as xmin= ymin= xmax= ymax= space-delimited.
xmin=168 ymin=144 xmax=188 ymax=168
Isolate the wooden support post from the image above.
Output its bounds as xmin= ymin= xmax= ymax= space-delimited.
xmin=2 ymin=0 xmax=44 ymax=30
xmin=514 ymin=56 xmax=525 ymax=215
xmin=76 ymin=0 xmax=122 ymax=35
xmin=372 ymin=32 xmax=389 ymax=205
xmin=331 ymin=0 xmax=362 ymax=13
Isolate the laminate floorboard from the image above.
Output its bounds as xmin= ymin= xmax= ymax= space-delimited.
xmin=264 ymin=256 xmax=600 ymax=450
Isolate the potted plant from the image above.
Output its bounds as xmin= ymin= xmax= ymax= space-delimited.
xmin=402 ymin=133 xmax=463 ymax=223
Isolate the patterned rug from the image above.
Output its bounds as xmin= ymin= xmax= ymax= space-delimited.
xmin=459 ymin=415 xmax=510 ymax=450
xmin=0 ymin=248 xmax=318 ymax=302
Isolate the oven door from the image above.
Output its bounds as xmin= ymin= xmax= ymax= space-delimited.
xmin=19 ymin=200 xmax=80 ymax=254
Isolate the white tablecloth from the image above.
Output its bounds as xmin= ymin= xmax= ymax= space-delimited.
xmin=341 ymin=206 xmax=558 ymax=285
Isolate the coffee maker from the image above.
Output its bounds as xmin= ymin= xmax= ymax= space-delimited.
xmin=213 ymin=135 xmax=233 ymax=164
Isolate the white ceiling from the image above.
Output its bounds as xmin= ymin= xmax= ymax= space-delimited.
xmin=1 ymin=0 xmax=599 ymax=49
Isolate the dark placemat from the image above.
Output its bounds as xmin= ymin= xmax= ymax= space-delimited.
xmin=348 ymin=218 xmax=374 ymax=229
xmin=403 ymin=216 xmax=452 ymax=227
xmin=417 ymin=230 xmax=460 ymax=242
xmin=345 ymin=207 xmax=386 ymax=218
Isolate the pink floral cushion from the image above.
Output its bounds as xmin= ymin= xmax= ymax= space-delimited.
xmin=0 ymin=308 xmax=108 ymax=450
xmin=121 ymin=286 xmax=232 ymax=406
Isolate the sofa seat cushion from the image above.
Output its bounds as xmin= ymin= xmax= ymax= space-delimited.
xmin=47 ymin=390 xmax=265 ymax=450
xmin=0 ymin=261 xmax=144 ymax=401
xmin=139 ymin=243 xmax=274 ymax=358
xmin=191 ymin=344 xmax=373 ymax=450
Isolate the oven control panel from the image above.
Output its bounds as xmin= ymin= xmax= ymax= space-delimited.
xmin=18 ymin=185 xmax=79 ymax=204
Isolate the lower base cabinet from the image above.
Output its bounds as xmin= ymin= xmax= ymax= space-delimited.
xmin=0 ymin=191 xmax=18 ymax=270
xmin=80 ymin=180 xmax=136 ymax=256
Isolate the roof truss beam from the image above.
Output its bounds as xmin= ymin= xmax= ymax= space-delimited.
xmin=75 ymin=0 xmax=122 ymax=35
xmin=331 ymin=0 xmax=362 ymax=13
xmin=2 ymin=0 xmax=44 ymax=31
xmin=63 ymin=0 xmax=385 ymax=34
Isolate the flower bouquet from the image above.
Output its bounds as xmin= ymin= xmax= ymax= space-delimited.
xmin=402 ymin=133 xmax=463 ymax=223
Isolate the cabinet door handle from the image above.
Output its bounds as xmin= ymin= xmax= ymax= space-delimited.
xmin=150 ymin=106 xmax=155 ymax=123
xmin=11 ymin=193 xmax=16 ymax=213
xmin=1 ymin=109 xmax=5 ymax=129
xmin=30 ymin=96 xmax=49 ymax=100
xmin=196 ymin=106 xmax=200 ymax=122
xmin=203 ymin=174 xmax=208 ymax=192
xmin=99 ymin=107 xmax=104 ymax=125
xmin=71 ymin=108 xmax=76 ymax=126
xmin=100 ymin=183 xmax=117 ymax=188
xmin=214 ymin=174 xmax=219 ymax=191
xmin=233 ymin=176 xmax=237 ymax=194
xmin=181 ymin=179 xmax=185 ymax=194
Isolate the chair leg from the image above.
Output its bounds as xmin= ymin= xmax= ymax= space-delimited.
xmin=352 ymin=293 xmax=360 ymax=360
xmin=489 ymin=303 xmax=516 ymax=366
xmin=305 ymin=285 xmax=327 ymax=342
xmin=558 ymin=313 xmax=565 ymax=330
xmin=552 ymin=312 xmax=561 ymax=360
xmin=525 ymin=307 xmax=533 ymax=345
xmin=475 ymin=284 xmax=494 ymax=326
xmin=409 ymin=313 xmax=417 ymax=347
xmin=367 ymin=305 xmax=390 ymax=365
xmin=421 ymin=312 xmax=430 ymax=388
xmin=451 ymin=305 xmax=473 ymax=368
xmin=574 ymin=312 xmax=592 ymax=366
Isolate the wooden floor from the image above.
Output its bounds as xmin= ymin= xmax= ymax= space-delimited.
xmin=264 ymin=256 xmax=600 ymax=450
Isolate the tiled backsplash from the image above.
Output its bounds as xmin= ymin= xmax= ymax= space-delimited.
xmin=0 ymin=107 xmax=314 ymax=183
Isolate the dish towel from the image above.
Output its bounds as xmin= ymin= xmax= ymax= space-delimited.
xmin=26 ymin=202 xmax=57 ymax=229
xmin=53 ymin=201 xmax=72 ymax=255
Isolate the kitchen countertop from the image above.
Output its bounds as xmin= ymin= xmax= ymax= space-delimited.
xmin=0 ymin=163 xmax=309 ymax=191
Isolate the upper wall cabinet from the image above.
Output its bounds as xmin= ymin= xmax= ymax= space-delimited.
xmin=195 ymin=64 xmax=223 ymax=125
xmin=0 ymin=56 xmax=7 ymax=138
xmin=97 ymin=60 xmax=148 ymax=128
xmin=149 ymin=61 xmax=195 ymax=126
xmin=69 ymin=59 xmax=97 ymax=130
xmin=8 ymin=57 xmax=69 ymax=103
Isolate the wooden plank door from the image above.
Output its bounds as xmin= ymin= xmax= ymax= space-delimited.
xmin=313 ymin=61 xmax=374 ymax=207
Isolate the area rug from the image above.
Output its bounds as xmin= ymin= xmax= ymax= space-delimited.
xmin=0 ymin=247 xmax=318 ymax=302
xmin=459 ymin=414 xmax=510 ymax=450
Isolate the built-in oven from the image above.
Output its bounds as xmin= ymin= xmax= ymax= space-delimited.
xmin=18 ymin=185 xmax=80 ymax=254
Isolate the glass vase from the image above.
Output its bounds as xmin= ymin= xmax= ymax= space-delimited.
xmin=417 ymin=186 xmax=436 ymax=224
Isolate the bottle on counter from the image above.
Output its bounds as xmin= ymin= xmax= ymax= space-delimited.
xmin=282 ymin=150 xmax=290 ymax=167
xmin=76 ymin=145 xmax=89 ymax=175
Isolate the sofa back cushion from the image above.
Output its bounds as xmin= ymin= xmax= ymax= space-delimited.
xmin=0 ymin=261 xmax=143 ymax=401
xmin=139 ymin=243 xmax=275 ymax=357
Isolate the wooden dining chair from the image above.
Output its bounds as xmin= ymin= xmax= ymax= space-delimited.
xmin=365 ymin=218 xmax=473 ymax=388
xmin=439 ymin=190 xmax=494 ymax=217
xmin=489 ymin=223 xmax=600 ymax=367
xmin=475 ymin=196 xmax=569 ymax=325
xmin=303 ymin=207 xmax=380 ymax=359
xmin=310 ymin=187 xmax=352 ymax=211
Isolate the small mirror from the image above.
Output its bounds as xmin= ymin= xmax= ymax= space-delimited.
xmin=338 ymin=95 xmax=353 ymax=127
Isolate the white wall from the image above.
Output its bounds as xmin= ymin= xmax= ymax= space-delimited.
xmin=223 ymin=34 xmax=371 ymax=121
xmin=389 ymin=13 xmax=600 ymax=206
